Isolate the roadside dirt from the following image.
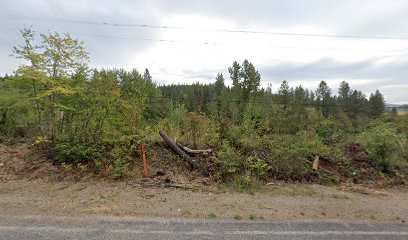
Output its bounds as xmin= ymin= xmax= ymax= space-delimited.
xmin=1 ymin=144 xmax=407 ymax=222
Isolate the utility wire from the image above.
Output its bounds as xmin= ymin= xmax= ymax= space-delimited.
xmin=4 ymin=24 xmax=407 ymax=53
xmin=26 ymin=30 xmax=408 ymax=54
xmin=2 ymin=14 xmax=408 ymax=40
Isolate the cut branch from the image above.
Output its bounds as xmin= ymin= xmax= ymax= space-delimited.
xmin=175 ymin=141 xmax=213 ymax=156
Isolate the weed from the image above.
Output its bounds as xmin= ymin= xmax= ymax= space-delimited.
xmin=249 ymin=213 xmax=257 ymax=220
xmin=208 ymin=211 xmax=217 ymax=219
xmin=234 ymin=214 xmax=242 ymax=220
xmin=220 ymin=175 xmax=260 ymax=194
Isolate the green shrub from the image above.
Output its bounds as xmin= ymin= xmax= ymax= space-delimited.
xmin=54 ymin=141 xmax=100 ymax=165
xmin=359 ymin=125 xmax=404 ymax=172
xmin=246 ymin=154 xmax=269 ymax=177
xmin=215 ymin=141 xmax=243 ymax=180
xmin=221 ymin=174 xmax=260 ymax=194
xmin=110 ymin=145 xmax=131 ymax=179
xmin=262 ymin=130 xmax=328 ymax=181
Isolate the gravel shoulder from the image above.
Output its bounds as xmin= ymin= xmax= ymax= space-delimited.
xmin=1 ymin=179 xmax=407 ymax=222
xmin=0 ymin=143 xmax=407 ymax=222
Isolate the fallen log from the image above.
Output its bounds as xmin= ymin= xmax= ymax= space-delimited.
xmin=159 ymin=130 xmax=198 ymax=169
xmin=175 ymin=141 xmax=213 ymax=156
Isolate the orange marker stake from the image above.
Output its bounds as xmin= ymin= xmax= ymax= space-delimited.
xmin=142 ymin=144 xmax=149 ymax=177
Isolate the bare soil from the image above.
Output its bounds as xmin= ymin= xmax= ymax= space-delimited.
xmin=1 ymin=144 xmax=407 ymax=222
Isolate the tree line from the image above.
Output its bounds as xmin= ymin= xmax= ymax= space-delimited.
xmin=0 ymin=28 xmax=406 ymax=183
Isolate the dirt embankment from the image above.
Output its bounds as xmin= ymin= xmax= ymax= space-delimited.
xmin=1 ymin=143 xmax=407 ymax=222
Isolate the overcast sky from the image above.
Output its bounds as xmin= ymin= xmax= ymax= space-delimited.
xmin=1 ymin=0 xmax=407 ymax=103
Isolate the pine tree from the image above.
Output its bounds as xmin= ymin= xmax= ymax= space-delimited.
xmin=278 ymin=80 xmax=290 ymax=108
xmin=369 ymin=90 xmax=385 ymax=118
xmin=316 ymin=80 xmax=332 ymax=117
xmin=240 ymin=59 xmax=261 ymax=101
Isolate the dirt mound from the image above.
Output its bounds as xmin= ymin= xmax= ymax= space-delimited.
xmin=343 ymin=142 xmax=385 ymax=186
xmin=0 ymin=144 xmax=86 ymax=182
xmin=344 ymin=142 xmax=371 ymax=164
xmin=0 ymin=143 xmax=213 ymax=185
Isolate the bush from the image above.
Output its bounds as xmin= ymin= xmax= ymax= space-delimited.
xmin=215 ymin=141 xmax=243 ymax=180
xmin=359 ymin=125 xmax=404 ymax=172
xmin=54 ymin=141 xmax=100 ymax=165
xmin=261 ymin=130 xmax=329 ymax=181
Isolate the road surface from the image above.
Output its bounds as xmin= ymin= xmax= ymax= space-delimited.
xmin=0 ymin=215 xmax=407 ymax=240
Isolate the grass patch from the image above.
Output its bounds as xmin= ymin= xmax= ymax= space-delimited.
xmin=208 ymin=211 xmax=217 ymax=219
xmin=249 ymin=213 xmax=257 ymax=220
xmin=219 ymin=176 xmax=260 ymax=194
xmin=233 ymin=214 xmax=242 ymax=220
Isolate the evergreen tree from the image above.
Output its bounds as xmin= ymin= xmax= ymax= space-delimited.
xmin=240 ymin=59 xmax=261 ymax=101
xmin=338 ymin=81 xmax=353 ymax=116
xmin=214 ymin=73 xmax=225 ymax=96
xmin=369 ymin=90 xmax=385 ymax=117
xmin=294 ymin=85 xmax=306 ymax=104
xmin=316 ymin=80 xmax=332 ymax=117
xmin=228 ymin=61 xmax=241 ymax=90
xmin=278 ymin=80 xmax=290 ymax=108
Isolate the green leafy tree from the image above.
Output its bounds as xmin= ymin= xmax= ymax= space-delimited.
xmin=12 ymin=27 xmax=89 ymax=141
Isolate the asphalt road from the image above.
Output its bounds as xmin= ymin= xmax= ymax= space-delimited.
xmin=0 ymin=216 xmax=407 ymax=240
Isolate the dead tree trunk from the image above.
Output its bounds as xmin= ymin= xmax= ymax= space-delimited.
xmin=159 ymin=130 xmax=198 ymax=169
xmin=176 ymin=142 xmax=213 ymax=156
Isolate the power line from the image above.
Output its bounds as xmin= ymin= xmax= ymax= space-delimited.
xmin=17 ymin=29 xmax=408 ymax=54
xmin=4 ymin=23 xmax=407 ymax=53
xmin=2 ymin=14 xmax=408 ymax=40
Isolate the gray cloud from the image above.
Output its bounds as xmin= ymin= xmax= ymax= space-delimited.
xmin=260 ymin=56 xmax=408 ymax=82
xmin=0 ymin=0 xmax=407 ymax=103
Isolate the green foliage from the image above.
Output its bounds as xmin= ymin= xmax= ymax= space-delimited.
xmin=359 ymin=124 xmax=406 ymax=172
xmin=54 ymin=142 xmax=100 ymax=165
xmin=246 ymin=154 xmax=269 ymax=177
xmin=109 ymin=144 xmax=131 ymax=179
xmin=215 ymin=141 xmax=243 ymax=180
xmin=262 ymin=131 xmax=328 ymax=181
xmin=221 ymin=174 xmax=260 ymax=194
xmin=208 ymin=211 xmax=217 ymax=219
xmin=368 ymin=90 xmax=385 ymax=118
xmin=3 ymin=31 xmax=406 ymax=185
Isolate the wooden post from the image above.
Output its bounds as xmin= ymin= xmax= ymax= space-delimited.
xmin=142 ymin=144 xmax=149 ymax=177
xmin=312 ymin=155 xmax=320 ymax=171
